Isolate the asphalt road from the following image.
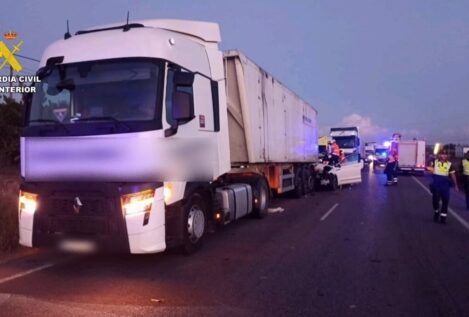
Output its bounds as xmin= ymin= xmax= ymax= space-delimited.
xmin=1 ymin=166 xmax=469 ymax=316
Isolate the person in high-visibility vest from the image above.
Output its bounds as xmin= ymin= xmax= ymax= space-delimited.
xmin=427 ymin=149 xmax=459 ymax=223
xmin=392 ymin=150 xmax=399 ymax=184
xmin=384 ymin=149 xmax=398 ymax=186
xmin=461 ymin=151 xmax=469 ymax=210
xmin=339 ymin=150 xmax=345 ymax=162
xmin=330 ymin=139 xmax=341 ymax=165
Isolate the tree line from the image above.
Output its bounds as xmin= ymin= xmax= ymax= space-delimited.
xmin=0 ymin=96 xmax=23 ymax=168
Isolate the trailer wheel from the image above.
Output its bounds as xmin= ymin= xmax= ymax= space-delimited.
xmin=181 ymin=193 xmax=207 ymax=255
xmin=293 ymin=166 xmax=305 ymax=198
xmin=252 ymin=177 xmax=270 ymax=219
xmin=303 ymin=167 xmax=315 ymax=194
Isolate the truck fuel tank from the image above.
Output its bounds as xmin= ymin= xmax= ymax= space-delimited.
xmin=216 ymin=184 xmax=252 ymax=224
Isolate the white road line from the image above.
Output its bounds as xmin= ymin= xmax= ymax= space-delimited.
xmin=412 ymin=176 xmax=469 ymax=232
xmin=321 ymin=203 xmax=339 ymax=221
xmin=0 ymin=262 xmax=56 ymax=285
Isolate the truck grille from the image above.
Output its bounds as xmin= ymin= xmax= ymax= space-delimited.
xmin=37 ymin=194 xmax=120 ymax=235
xmin=49 ymin=198 xmax=108 ymax=216
xmin=50 ymin=216 xmax=109 ymax=234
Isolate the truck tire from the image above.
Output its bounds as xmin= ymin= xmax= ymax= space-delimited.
xmin=303 ymin=167 xmax=315 ymax=194
xmin=293 ymin=166 xmax=305 ymax=198
xmin=252 ymin=177 xmax=270 ymax=219
xmin=181 ymin=192 xmax=207 ymax=255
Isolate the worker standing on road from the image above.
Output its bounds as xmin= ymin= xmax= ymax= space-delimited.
xmin=428 ymin=150 xmax=459 ymax=223
xmin=384 ymin=149 xmax=398 ymax=186
xmin=392 ymin=150 xmax=399 ymax=184
xmin=461 ymin=151 xmax=469 ymax=210
xmin=330 ymin=139 xmax=341 ymax=166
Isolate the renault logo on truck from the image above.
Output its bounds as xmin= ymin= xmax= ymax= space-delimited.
xmin=73 ymin=197 xmax=83 ymax=214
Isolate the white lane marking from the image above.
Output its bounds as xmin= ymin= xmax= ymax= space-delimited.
xmin=321 ymin=203 xmax=339 ymax=221
xmin=0 ymin=262 xmax=56 ymax=285
xmin=412 ymin=176 xmax=469 ymax=232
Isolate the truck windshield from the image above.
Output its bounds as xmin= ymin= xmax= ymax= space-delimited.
xmin=29 ymin=59 xmax=161 ymax=126
xmin=334 ymin=137 xmax=356 ymax=148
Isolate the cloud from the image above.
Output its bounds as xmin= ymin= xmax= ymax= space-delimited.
xmin=440 ymin=127 xmax=469 ymax=145
xmin=399 ymin=128 xmax=423 ymax=140
xmin=337 ymin=113 xmax=389 ymax=141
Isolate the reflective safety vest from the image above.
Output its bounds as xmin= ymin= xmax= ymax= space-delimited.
xmin=433 ymin=160 xmax=451 ymax=177
xmin=463 ymin=159 xmax=469 ymax=176
xmin=331 ymin=143 xmax=340 ymax=156
xmin=388 ymin=153 xmax=398 ymax=163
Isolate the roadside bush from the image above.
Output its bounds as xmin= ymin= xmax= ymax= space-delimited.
xmin=0 ymin=95 xmax=22 ymax=252
xmin=0 ymin=176 xmax=19 ymax=252
xmin=0 ymin=96 xmax=23 ymax=167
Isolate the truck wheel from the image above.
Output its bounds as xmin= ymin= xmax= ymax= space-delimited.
xmin=303 ymin=167 xmax=315 ymax=194
xmin=329 ymin=175 xmax=338 ymax=191
xmin=181 ymin=193 xmax=207 ymax=255
xmin=293 ymin=166 xmax=305 ymax=198
xmin=252 ymin=177 xmax=270 ymax=219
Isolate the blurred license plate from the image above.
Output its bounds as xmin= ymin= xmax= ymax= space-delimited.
xmin=59 ymin=239 xmax=97 ymax=253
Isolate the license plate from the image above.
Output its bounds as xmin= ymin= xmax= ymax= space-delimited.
xmin=59 ymin=239 xmax=97 ymax=253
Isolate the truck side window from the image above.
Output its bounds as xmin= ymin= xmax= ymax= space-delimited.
xmin=165 ymin=68 xmax=176 ymax=127
xmin=166 ymin=67 xmax=194 ymax=126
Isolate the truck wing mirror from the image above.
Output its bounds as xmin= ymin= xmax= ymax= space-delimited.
xmin=173 ymin=71 xmax=194 ymax=86
xmin=172 ymin=91 xmax=194 ymax=123
xmin=165 ymin=71 xmax=195 ymax=138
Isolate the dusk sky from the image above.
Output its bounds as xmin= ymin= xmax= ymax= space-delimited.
xmin=1 ymin=0 xmax=468 ymax=144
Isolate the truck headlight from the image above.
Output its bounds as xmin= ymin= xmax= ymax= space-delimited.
xmin=19 ymin=191 xmax=38 ymax=215
xmin=121 ymin=189 xmax=155 ymax=216
xmin=163 ymin=183 xmax=172 ymax=204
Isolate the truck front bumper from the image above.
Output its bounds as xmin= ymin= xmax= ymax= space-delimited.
xmin=19 ymin=182 xmax=166 ymax=254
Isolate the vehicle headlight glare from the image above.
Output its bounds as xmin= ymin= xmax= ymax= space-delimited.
xmin=121 ymin=189 xmax=155 ymax=216
xmin=19 ymin=191 xmax=38 ymax=215
xmin=163 ymin=184 xmax=172 ymax=204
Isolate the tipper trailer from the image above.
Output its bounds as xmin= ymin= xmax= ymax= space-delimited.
xmin=19 ymin=19 xmax=318 ymax=254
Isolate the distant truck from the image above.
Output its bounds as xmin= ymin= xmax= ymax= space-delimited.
xmin=363 ymin=141 xmax=376 ymax=163
xmin=396 ymin=140 xmax=426 ymax=174
xmin=330 ymin=127 xmax=361 ymax=159
xmin=19 ymin=19 xmax=318 ymax=254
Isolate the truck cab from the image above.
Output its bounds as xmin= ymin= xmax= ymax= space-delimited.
xmin=19 ymin=19 xmax=318 ymax=255
xmin=19 ymin=20 xmax=231 ymax=254
xmin=330 ymin=127 xmax=361 ymax=160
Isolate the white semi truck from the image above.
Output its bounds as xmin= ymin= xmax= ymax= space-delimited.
xmin=329 ymin=126 xmax=361 ymax=158
xmin=19 ymin=20 xmax=318 ymax=254
xmin=363 ymin=141 xmax=376 ymax=164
